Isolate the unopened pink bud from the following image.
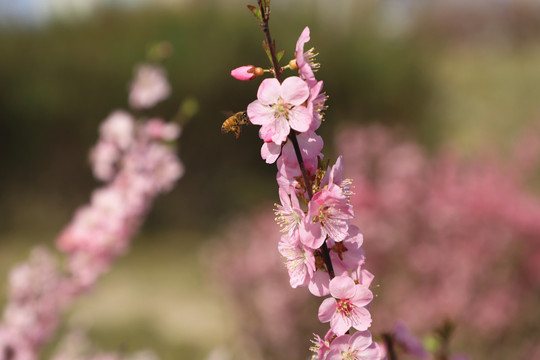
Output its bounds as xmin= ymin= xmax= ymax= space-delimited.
xmin=231 ymin=65 xmax=261 ymax=81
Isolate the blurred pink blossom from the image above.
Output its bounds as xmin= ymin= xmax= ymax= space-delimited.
xmin=129 ymin=64 xmax=171 ymax=110
xmin=336 ymin=123 xmax=540 ymax=344
xmin=0 ymin=63 xmax=182 ymax=359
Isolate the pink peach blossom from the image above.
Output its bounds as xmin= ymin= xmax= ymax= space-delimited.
xmin=318 ymin=275 xmax=373 ymax=335
xmin=328 ymin=225 xmax=366 ymax=270
xmin=247 ymin=76 xmax=312 ymax=145
xmin=274 ymin=188 xmax=304 ymax=242
xmin=278 ymin=235 xmax=316 ymax=288
xmin=261 ymin=141 xmax=282 ymax=164
xmin=306 ymin=80 xmax=326 ymax=131
xmin=144 ymin=118 xmax=181 ymax=141
xmin=295 ymin=26 xmax=319 ymax=87
xmin=326 ymin=331 xmax=380 ymax=360
xmin=301 ymin=184 xmax=354 ymax=248
xmin=281 ymin=130 xmax=323 ymax=173
xmin=99 ymin=110 xmax=134 ymax=150
xmin=129 ymin=64 xmax=170 ymax=110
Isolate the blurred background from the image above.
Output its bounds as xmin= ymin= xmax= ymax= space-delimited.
xmin=1 ymin=0 xmax=540 ymax=359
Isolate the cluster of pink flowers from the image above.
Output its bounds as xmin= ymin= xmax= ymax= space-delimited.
xmin=212 ymin=120 xmax=540 ymax=359
xmin=0 ymin=62 xmax=182 ymax=360
xmin=338 ymin=123 xmax=540 ymax=342
xmin=208 ymin=209 xmax=317 ymax=360
xmin=232 ymin=27 xmax=381 ymax=360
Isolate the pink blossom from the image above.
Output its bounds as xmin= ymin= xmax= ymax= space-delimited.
xmin=261 ymin=129 xmax=323 ymax=166
xmin=295 ymin=26 xmax=319 ymax=87
xmin=318 ymin=156 xmax=353 ymax=201
xmin=274 ymin=188 xmax=304 ymax=242
xmin=276 ymin=157 xmax=303 ymax=194
xmin=90 ymin=142 xmax=119 ymax=181
xmin=129 ymin=64 xmax=171 ymax=109
xmin=352 ymin=266 xmax=375 ymax=288
xmin=328 ymin=225 xmax=366 ymax=270
xmin=247 ymin=76 xmax=312 ymax=145
xmin=0 ymin=60 xmax=183 ymax=360
xmin=301 ymin=184 xmax=354 ymax=248
xmin=318 ymin=275 xmax=373 ymax=335
xmin=230 ymin=65 xmax=260 ymax=81
xmin=99 ymin=110 xmax=134 ymax=150
xmin=326 ymin=331 xmax=380 ymax=360
xmin=308 ymin=260 xmax=347 ymax=297
xmin=281 ymin=131 xmax=323 ymax=173
xmin=310 ymin=329 xmax=335 ymax=360
xmin=0 ymin=248 xmax=70 ymax=358
xmin=144 ymin=118 xmax=181 ymax=141
xmin=261 ymin=141 xmax=282 ymax=164
xmin=306 ymin=80 xmax=327 ymax=131
xmin=337 ymin=123 xmax=540 ymax=339
xmin=278 ymin=235 xmax=316 ymax=288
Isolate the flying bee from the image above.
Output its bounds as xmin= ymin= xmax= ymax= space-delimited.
xmin=221 ymin=111 xmax=250 ymax=139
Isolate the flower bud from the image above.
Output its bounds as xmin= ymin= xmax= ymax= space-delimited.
xmin=289 ymin=59 xmax=298 ymax=70
xmin=231 ymin=65 xmax=263 ymax=81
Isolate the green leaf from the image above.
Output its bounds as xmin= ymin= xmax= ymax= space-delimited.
xmin=276 ymin=50 xmax=286 ymax=64
xmin=264 ymin=0 xmax=271 ymax=15
xmin=247 ymin=4 xmax=263 ymax=24
xmin=262 ymin=40 xmax=273 ymax=66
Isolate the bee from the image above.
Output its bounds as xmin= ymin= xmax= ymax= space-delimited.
xmin=221 ymin=111 xmax=250 ymax=139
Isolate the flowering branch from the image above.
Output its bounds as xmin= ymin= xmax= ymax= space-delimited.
xmin=228 ymin=2 xmax=380 ymax=359
xmin=252 ymin=0 xmax=336 ymax=282
xmin=0 ymin=58 xmax=183 ymax=360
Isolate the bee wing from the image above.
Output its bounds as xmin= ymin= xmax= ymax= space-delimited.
xmin=221 ymin=110 xmax=235 ymax=117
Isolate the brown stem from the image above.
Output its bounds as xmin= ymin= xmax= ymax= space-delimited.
xmin=288 ymin=132 xmax=313 ymax=199
xmin=258 ymin=1 xmax=282 ymax=82
xmin=383 ymin=333 xmax=399 ymax=360
xmin=256 ymin=0 xmax=335 ymax=279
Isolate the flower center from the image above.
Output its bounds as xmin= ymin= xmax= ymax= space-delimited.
xmin=274 ymin=204 xmax=300 ymax=233
xmin=341 ymin=350 xmax=359 ymax=360
xmin=337 ymin=298 xmax=355 ymax=317
xmin=272 ymin=97 xmax=291 ymax=119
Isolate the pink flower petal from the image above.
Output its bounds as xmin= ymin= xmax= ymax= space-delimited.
xmin=271 ymin=116 xmax=290 ymax=145
xmin=261 ymin=142 xmax=282 ymax=164
xmin=350 ymin=306 xmax=372 ymax=331
xmin=309 ymin=270 xmax=331 ymax=296
xmin=346 ymin=225 xmax=364 ymax=248
xmin=329 ymin=155 xmax=344 ymax=185
xmin=259 ymin=122 xmax=275 ymax=142
xmin=281 ymin=76 xmax=310 ymax=106
xmin=329 ymin=275 xmax=357 ymax=299
xmin=331 ymin=312 xmax=352 ymax=336
xmin=351 ymin=284 xmax=374 ymax=306
xmin=247 ymin=100 xmax=273 ymax=126
xmin=288 ymin=105 xmax=312 ymax=133
xmin=295 ymin=27 xmax=310 ymax=69
xmin=318 ymin=297 xmax=337 ymax=322
xmin=350 ymin=330 xmax=374 ymax=351
xmin=257 ymin=78 xmax=281 ymax=105
xmin=361 ymin=343 xmax=382 ymax=360
xmin=299 ymin=219 xmax=325 ymax=249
